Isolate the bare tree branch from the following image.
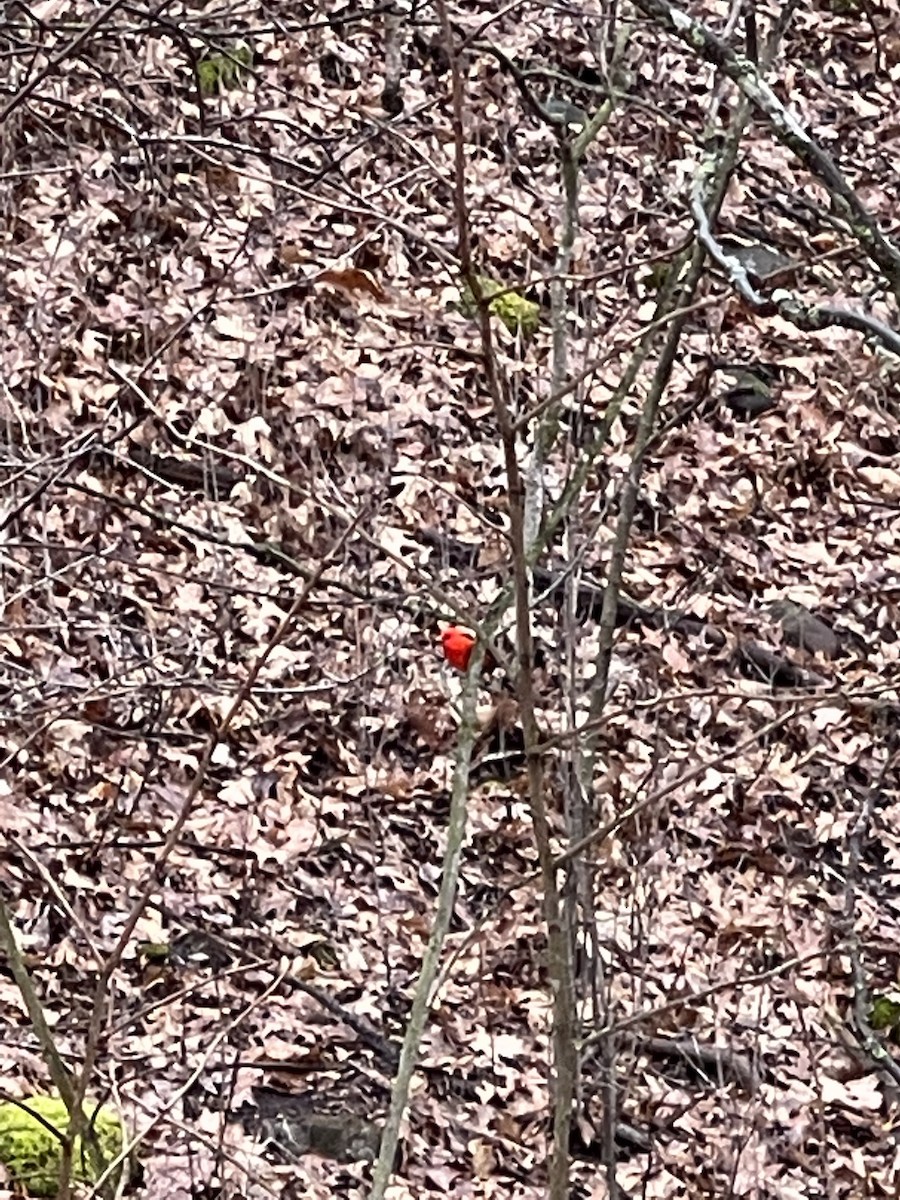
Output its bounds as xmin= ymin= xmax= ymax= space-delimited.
xmin=630 ymin=0 xmax=900 ymax=298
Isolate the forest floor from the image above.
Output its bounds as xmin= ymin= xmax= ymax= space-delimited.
xmin=1 ymin=1 xmax=900 ymax=1197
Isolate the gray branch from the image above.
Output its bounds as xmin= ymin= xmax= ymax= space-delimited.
xmin=691 ymin=192 xmax=900 ymax=356
xmin=632 ymin=0 xmax=900 ymax=300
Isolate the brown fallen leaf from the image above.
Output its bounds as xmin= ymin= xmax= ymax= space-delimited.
xmin=279 ymin=242 xmax=304 ymax=264
xmin=318 ymin=266 xmax=388 ymax=302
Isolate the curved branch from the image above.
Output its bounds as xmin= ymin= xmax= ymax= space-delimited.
xmin=631 ymin=0 xmax=900 ymax=299
xmin=691 ymin=192 xmax=900 ymax=356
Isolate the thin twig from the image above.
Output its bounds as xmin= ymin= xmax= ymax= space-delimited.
xmin=68 ymin=508 xmax=365 ymax=1180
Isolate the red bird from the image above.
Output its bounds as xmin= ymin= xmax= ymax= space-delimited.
xmin=440 ymin=626 xmax=496 ymax=672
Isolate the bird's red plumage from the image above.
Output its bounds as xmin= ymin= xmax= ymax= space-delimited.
xmin=441 ymin=626 xmax=477 ymax=671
